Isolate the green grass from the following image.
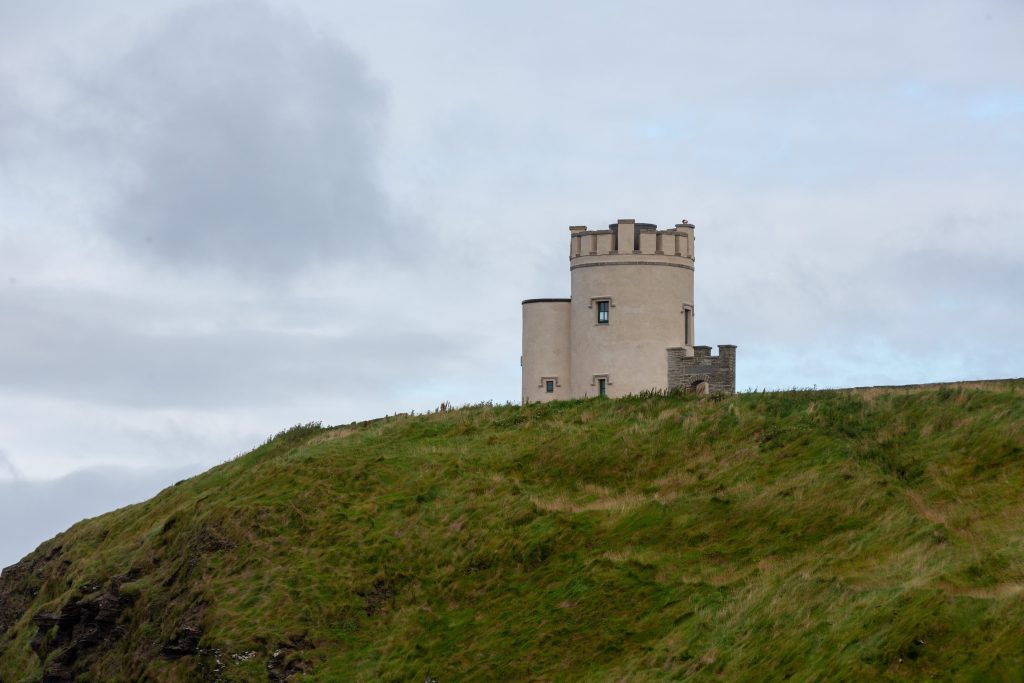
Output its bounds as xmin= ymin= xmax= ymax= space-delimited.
xmin=2 ymin=381 xmax=1024 ymax=681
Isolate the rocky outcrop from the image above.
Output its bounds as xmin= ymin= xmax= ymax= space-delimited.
xmin=0 ymin=544 xmax=66 ymax=640
xmin=161 ymin=602 xmax=206 ymax=659
xmin=29 ymin=573 xmax=136 ymax=682
xmin=266 ymin=634 xmax=315 ymax=683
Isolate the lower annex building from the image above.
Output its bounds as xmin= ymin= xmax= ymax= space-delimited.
xmin=521 ymin=218 xmax=736 ymax=402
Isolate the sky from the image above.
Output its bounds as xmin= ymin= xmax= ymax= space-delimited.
xmin=1 ymin=0 xmax=1022 ymax=569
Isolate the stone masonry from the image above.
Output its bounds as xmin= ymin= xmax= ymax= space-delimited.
xmin=667 ymin=345 xmax=736 ymax=395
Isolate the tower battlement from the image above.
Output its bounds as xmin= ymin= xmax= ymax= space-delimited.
xmin=569 ymin=218 xmax=695 ymax=264
xmin=522 ymin=215 xmax=735 ymax=401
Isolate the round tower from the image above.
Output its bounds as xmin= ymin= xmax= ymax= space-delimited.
xmin=568 ymin=218 xmax=695 ymax=398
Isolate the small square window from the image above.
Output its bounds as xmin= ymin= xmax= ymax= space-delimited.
xmin=545 ymin=380 xmax=555 ymax=393
xmin=597 ymin=300 xmax=610 ymax=324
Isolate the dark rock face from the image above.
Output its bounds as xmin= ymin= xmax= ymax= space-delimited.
xmin=29 ymin=573 xmax=136 ymax=681
xmin=162 ymin=625 xmax=202 ymax=659
xmin=266 ymin=634 xmax=315 ymax=683
xmin=358 ymin=577 xmax=400 ymax=617
xmin=162 ymin=602 xmax=206 ymax=660
xmin=2 ymin=519 xmax=318 ymax=680
xmin=39 ymin=663 xmax=73 ymax=683
xmin=0 ymin=545 xmax=66 ymax=640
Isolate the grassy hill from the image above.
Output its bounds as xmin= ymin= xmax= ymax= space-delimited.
xmin=1 ymin=381 xmax=1023 ymax=682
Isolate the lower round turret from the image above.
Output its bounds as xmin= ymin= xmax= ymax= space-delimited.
xmin=521 ymin=299 xmax=571 ymax=402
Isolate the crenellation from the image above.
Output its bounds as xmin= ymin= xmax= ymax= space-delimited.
xmin=674 ymin=221 xmax=695 ymax=258
xmin=616 ymin=219 xmax=635 ymax=255
xmin=638 ymin=230 xmax=657 ymax=254
xmin=568 ymin=222 xmax=695 ymax=265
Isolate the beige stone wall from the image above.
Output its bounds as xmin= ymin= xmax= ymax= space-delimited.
xmin=521 ymin=299 xmax=571 ymax=402
xmin=569 ymin=219 xmax=695 ymax=398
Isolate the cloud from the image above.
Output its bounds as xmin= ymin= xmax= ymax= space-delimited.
xmin=0 ymin=449 xmax=20 ymax=481
xmin=0 ymin=464 xmax=201 ymax=571
xmin=0 ymin=285 xmax=472 ymax=410
xmin=21 ymin=1 xmax=398 ymax=278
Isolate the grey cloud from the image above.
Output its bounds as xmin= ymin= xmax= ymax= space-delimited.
xmin=67 ymin=1 xmax=398 ymax=277
xmin=0 ymin=449 xmax=20 ymax=480
xmin=0 ymin=464 xmax=200 ymax=571
xmin=0 ymin=287 xmax=473 ymax=410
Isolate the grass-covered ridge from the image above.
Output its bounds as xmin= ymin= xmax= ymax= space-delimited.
xmin=1 ymin=381 xmax=1023 ymax=681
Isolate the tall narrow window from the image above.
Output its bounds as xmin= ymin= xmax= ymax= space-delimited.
xmin=597 ymin=300 xmax=610 ymax=324
xmin=684 ymin=309 xmax=692 ymax=345
xmin=598 ymin=378 xmax=607 ymax=396
xmin=545 ymin=380 xmax=555 ymax=393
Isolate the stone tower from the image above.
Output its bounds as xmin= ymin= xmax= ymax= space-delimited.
xmin=521 ymin=218 xmax=736 ymax=402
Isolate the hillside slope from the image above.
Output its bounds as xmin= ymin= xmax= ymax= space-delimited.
xmin=1 ymin=381 xmax=1023 ymax=681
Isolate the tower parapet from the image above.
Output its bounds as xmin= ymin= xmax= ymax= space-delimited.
xmin=569 ymin=219 xmax=695 ymax=264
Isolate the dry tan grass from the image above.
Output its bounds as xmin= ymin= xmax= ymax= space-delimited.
xmin=580 ymin=483 xmax=613 ymax=497
xmin=602 ymin=549 xmax=634 ymax=563
xmin=685 ymin=648 xmax=718 ymax=676
xmin=879 ymin=419 xmax=909 ymax=440
xmin=853 ymin=379 xmax=1020 ymax=401
xmin=905 ymin=489 xmax=980 ymax=547
xmin=533 ymin=492 xmax=647 ymax=513
xmin=932 ymin=579 xmax=1024 ymax=600
xmin=708 ymin=565 xmax=747 ymax=586
xmin=657 ymin=408 xmax=682 ymax=422
xmin=952 ymin=416 xmax=976 ymax=430
xmin=532 ymin=488 xmax=678 ymax=514
xmin=653 ymin=470 xmax=699 ymax=499
xmin=303 ymin=428 xmax=354 ymax=446
xmin=948 ymin=583 xmax=1024 ymax=599
xmin=906 ymin=490 xmax=948 ymax=526
xmin=602 ymin=547 xmax=662 ymax=565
